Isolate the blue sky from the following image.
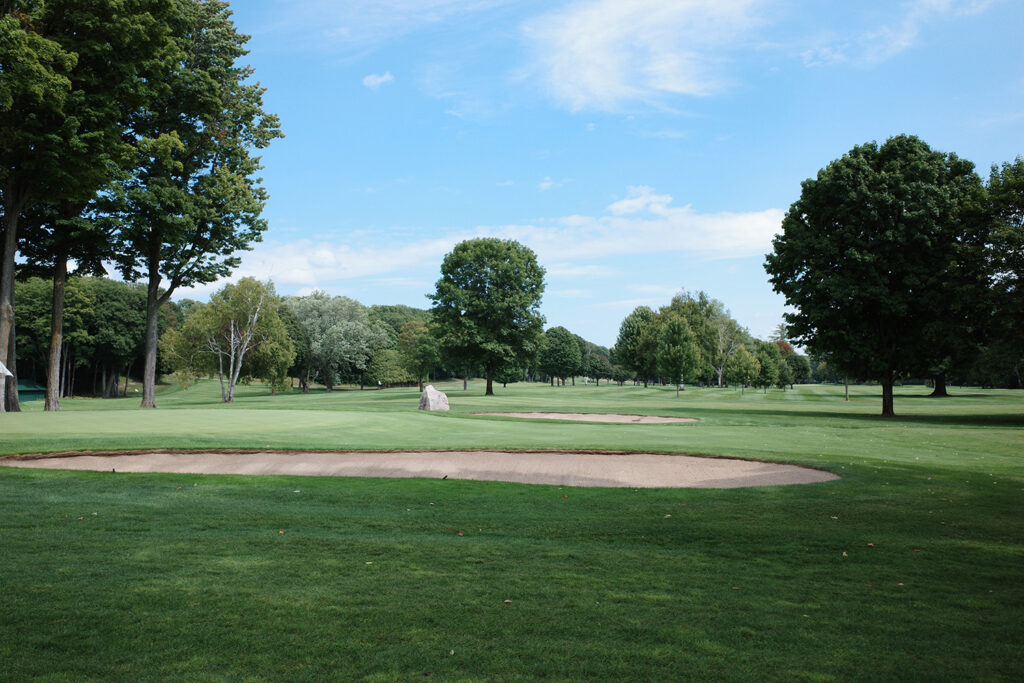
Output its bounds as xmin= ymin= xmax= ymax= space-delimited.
xmin=184 ymin=0 xmax=1023 ymax=348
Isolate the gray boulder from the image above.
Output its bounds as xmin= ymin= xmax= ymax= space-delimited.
xmin=418 ymin=385 xmax=450 ymax=412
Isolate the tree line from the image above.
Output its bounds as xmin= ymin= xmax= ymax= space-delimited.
xmin=1 ymin=0 xmax=280 ymax=411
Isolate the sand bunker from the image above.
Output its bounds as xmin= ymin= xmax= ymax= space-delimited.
xmin=472 ymin=412 xmax=696 ymax=423
xmin=3 ymin=450 xmax=837 ymax=489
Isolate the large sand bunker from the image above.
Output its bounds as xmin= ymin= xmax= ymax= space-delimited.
xmin=472 ymin=412 xmax=696 ymax=423
xmin=3 ymin=450 xmax=837 ymax=489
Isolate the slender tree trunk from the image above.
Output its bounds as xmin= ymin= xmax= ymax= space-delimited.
xmin=463 ymin=367 xmax=468 ymax=391
xmin=844 ymin=376 xmax=849 ymax=401
xmin=45 ymin=251 xmax=68 ymax=411
xmin=218 ymin=352 xmax=227 ymax=402
xmin=485 ymin=363 xmax=494 ymax=396
xmin=303 ymin=362 xmax=311 ymax=393
xmin=929 ymin=374 xmax=949 ymax=397
xmin=881 ymin=375 xmax=895 ymax=418
xmin=123 ymin=361 xmax=132 ymax=397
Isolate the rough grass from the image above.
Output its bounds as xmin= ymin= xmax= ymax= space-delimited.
xmin=1 ymin=380 xmax=1022 ymax=681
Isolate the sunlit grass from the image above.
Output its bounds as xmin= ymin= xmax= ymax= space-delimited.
xmin=1 ymin=381 xmax=1022 ymax=680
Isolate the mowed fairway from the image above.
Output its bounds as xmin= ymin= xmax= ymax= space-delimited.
xmin=1 ymin=381 xmax=1022 ymax=680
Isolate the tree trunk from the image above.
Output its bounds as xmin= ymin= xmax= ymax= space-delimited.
xmin=123 ymin=361 xmax=132 ymax=397
xmin=141 ymin=275 xmax=163 ymax=408
xmin=881 ymin=376 xmax=895 ymax=418
xmin=463 ymin=367 xmax=468 ymax=391
xmin=844 ymin=376 xmax=849 ymax=402
xmin=4 ymin=323 xmax=20 ymax=412
xmin=929 ymin=374 xmax=949 ymax=397
xmin=45 ymin=252 xmax=68 ymax=411
xmin=485 ymin=367 xmax=494 ymax=396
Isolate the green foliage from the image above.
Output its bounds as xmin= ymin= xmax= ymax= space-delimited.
xmin=614 ymin=306 xmax=657 ymax=384
xmin=397 ymin=320 xmax=440 ymax=389
xmin=429 ymin=238 xmax=546 ymax=396
xmin=988 ymin=157 xmax=1024 ymax=384
xmin=160 ymin=278 xmax=293 ymax=402
xmin=765 ymin=134 xmax=986 ymax=416
xmin=285 ymin=292 xmax=389 ymax=391
xmin=725 ymin=343 xmax=759 ymax=391
xmin=539 ymin=326 xmax=580 ymax=384
xmin=753 ymin=341 xmax=782 ymax=393
xmin=365 ymin=348 xmax=410 ymax=387
xmin=369 ymin=304 xmax=431 ymax=345
xmin=108 ymin=0 xmax=282 ymax=406
xmin=656 ymin=311 xmax=700 ymax=395
xmin=587 ymin=353 xmax=614 ymax=385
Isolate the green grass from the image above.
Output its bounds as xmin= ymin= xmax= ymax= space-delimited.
xmin=2 ymin=381 xmax=1022 ymax=680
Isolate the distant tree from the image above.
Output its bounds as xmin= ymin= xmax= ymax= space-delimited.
xmin=287 ymin=292 xmax=388 ymax=392
xmin=611 ymin=364 xmax=633 ymax=386
xmin=397 ymin=320 xmax=440 ymax=391
xmin=754 ymin=341 xmax=782 ymax=393
xmin=587 ymin=353 xmax=614 ymax=386
xmin=657 ymin=312 xmax=700 ymax=397
xmin=369 ymin=304 xmax=431 ymax=345
xmin=765 ymin=135 xmax=986 ymax=416
xmin=539 ymin=326 xmax=581 ymax=386
xmin=786 ymin=354 xmax=811 ymax=386
xmin=429 ymin=238 xmax=546 ymax=396
xmin=725 ymin=343 xmax=759 ymax=394
xmin=614 ymin=306 xmax=657 ymax=386
xmin=493 ymin=363 xmax=524 ymax=388
xmin=365 ymin=348 xmax=409 ymax=388
xmin=160 ymin=278 xmax=293 ymax=402
xmin=708 ymin=303 xmax=747 ymax=387
xmin=88 ymin=278 xmax=147 ymax=397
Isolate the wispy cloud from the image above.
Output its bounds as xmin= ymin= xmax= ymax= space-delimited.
xmin=261 ymin=0 xmax=513 ymax=52
xmin=801 ymin=0 xmax=997 ymax=67
xmin=362 ymin=71 xmax=395 ymax=89
xmin=522 ymin=0 xmax=763 ymax=111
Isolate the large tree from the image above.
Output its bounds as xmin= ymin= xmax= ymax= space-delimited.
xmin=429 ymin=238 xmax=545 ymax=396
xmin=765 ymin=135 xmax=985 ymax=417
xmin=0 ymin=3 xmax=77 ymax=410
xmin=113 ymin=0 xmax=281 ymax=408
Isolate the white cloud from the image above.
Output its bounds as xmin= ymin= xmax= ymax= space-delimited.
xmin=181 ymin=187 xmax=781 ymax=303
xmin=539 ymin=177 xmax=555 ymax=191
xmin=362 ymin=71 xmax=395 ymax=89
xmin=522 ymin=0 xmax=762 ymax=111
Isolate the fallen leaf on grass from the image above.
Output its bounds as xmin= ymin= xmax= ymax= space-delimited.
xmin=503 ymin=600 xmax=512 ymax=604
xmin=279 ymin=530 xmax=285 ymax=534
